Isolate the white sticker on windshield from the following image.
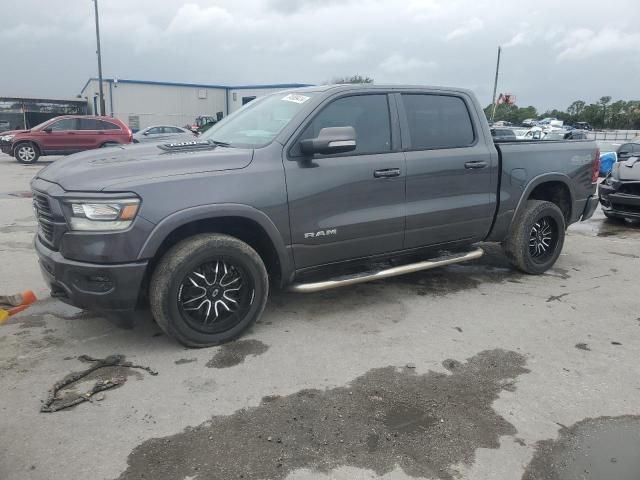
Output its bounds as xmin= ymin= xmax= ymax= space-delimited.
xmin=282 ymin=93 xmax=310 ymax=104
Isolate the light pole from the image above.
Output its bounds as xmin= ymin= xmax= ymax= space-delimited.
xmin=490 ymin=46 xmax=502 ymax=123
xmin=93 ymin=0 xmax=106 ymax=116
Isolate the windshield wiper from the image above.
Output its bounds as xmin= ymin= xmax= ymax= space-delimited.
xmin=207 ymin=139 xmax=233 ymax=148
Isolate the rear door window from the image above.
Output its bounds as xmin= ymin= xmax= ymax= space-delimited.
xmin=401 ymin=94 xmax=475 ymax=150
xmin=78 ymin=119 xmax=100 ymax=130
xmin=296 ymin=94 xmax=391 ymax=156
xmin=98 ymin=120 xmax=120 ymax=130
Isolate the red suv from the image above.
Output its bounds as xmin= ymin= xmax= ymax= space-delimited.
xmin=0 ymin=115 xmax=132 ymax=164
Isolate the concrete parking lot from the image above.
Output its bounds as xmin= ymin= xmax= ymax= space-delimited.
xmin=0 ymin=152 xmax=639 ymax=480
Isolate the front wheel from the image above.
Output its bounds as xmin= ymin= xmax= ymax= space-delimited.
xmin=503 ymin=200 xmax=566 ymax=274
xmin=14 ymin=142 xmax=39 ymax=163
xmin=149 ymin=234 xmax=268 ymax=347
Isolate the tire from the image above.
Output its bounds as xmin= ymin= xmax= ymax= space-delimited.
xmin=14 ymin=142 xmax=40 ymax=164
xmin=100 ymin=141 xmax=119 ymax=148
xmin=149 ymin=233 xmax=268 ymax=347
xmin=502 ymin=200 xmax=566 ymax=274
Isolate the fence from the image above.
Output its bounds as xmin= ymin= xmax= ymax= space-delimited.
xmin=587 ymin=130 xmax=640 ymax=141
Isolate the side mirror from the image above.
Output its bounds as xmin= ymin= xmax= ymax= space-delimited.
xmin=300 ymin=126 xmax=356 ymax=155
xmin=43 ymin=127 xmax=52 ymax=133
xmin=142 ymin=131 xmax=149 ymax=136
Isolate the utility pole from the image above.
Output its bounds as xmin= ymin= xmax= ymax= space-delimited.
xmin=490 ymin=46 xmax=501 ymax=123
xmin=93 ymin=0 xmax=106 ymax=116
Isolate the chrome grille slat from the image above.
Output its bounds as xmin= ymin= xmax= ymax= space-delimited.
xmin=32 ymin=191 xmax=56 ymax=244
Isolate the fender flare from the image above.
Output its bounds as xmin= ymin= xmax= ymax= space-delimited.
xmin=138 ymin=203 xmax=294 ymax=283
xmin=509 ymin=173 xmax=576 ymax=231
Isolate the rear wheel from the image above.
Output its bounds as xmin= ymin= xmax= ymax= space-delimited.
xmin=14 ymin=142 xmax=39 ymax=164
xmin=503 ymin=200 xmax=566 ymax=274
xmin=149 ymin=234 xmax=268 ymax=347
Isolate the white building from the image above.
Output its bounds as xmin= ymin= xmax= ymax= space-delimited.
xmin=80 ymin=78 xmax=312 ymax=130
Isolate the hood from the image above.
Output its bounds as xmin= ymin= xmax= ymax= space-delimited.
xmin=1 ymin=129 xmax=30 ymax=137
xmin=613 ymin=157 xmax=640 ymax=182
xmin=36 ymin=142 xmax=254 ymax=191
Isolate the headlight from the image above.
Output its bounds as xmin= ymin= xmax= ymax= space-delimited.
xmin=1 ymin=134 xmax=15 ymax=142
xmin=65 ymin=198 xmax=140 ymax=231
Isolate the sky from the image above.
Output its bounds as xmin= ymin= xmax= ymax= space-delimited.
xmin=1 ymin=0 xmax=639 ymax=111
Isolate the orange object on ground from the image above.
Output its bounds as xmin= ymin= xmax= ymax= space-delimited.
xmin=0 ymin=290 xmax=37 ymax=325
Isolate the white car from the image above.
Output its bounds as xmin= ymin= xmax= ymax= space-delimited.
xmin=133 ymin=125 xmax=196 ymax=144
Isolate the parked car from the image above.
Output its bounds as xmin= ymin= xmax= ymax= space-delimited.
xmin=573 ymin=122 xmax=592 ymax=131
xmin=599 ymin=156 xmax=640 ymax=221
xmin=491 ymin=127 xmax=517 ymax=141
xmin=0 ymin=115 xmax=132 ymax=164
xmin=513 ymin=128 xmax=529 ymax=140
xmin=522 ymin=119 xmax=537 ymax=127
xmin=616 ymin=142 xmax=640 ymax=161
xmin=133 ymin=125 xmax=196 ymax=144
xmin=31 ymin=84 xmax=600 ymax=347
xmin=567 ymin=130 xmax=588 ymax=140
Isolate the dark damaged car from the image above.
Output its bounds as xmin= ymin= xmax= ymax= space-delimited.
xmin=599 ymin=156 xmax=640 ymax=221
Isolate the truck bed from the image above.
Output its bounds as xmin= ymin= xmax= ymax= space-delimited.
xmin=487 ymin=139 xmax=599 ymax=241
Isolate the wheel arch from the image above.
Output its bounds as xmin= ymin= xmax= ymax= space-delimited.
xmin=12 ymin=139 xmax=41 ymax=156
xmin=510 ymin=174 xmax=575 ymax=231
xmin=139 ymin=204 xmax=294 ymax=287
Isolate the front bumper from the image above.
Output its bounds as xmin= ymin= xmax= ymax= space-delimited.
xmin=599 ymin=184 xmax=640 ymax=219
xmin=35 ymin=235 xmax=148 ymax=311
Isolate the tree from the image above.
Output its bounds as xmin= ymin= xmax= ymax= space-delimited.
xmin=567 ymin=100 xmax=586 ymax=119
xmin=484 ymin=103 xmax=538 ymax=124
xmin=331 ymin=74 xmax=374 ymax=84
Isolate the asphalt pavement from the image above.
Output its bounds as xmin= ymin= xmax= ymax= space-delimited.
xmin=0 ymin=152 xmax=639 ymax=480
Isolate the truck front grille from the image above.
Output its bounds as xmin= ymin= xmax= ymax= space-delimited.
xmin=33 ymin=191 xmax=56 ymax=245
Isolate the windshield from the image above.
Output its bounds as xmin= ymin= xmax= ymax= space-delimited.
xmin=201 ymin=92 xmax=315 ymax=148
xmin=31 ymin=118 xmax=58 ymax=131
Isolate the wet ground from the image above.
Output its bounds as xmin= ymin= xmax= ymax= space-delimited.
xmin=0 ymin=153 xmax=639 ymax=480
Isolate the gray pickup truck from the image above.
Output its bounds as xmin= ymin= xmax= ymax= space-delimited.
xmin=31 ymin=85 xmax=600 ymax=347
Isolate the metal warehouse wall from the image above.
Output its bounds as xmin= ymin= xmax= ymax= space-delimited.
xmin=226 ymin=88 xmax=290 ymax=114
xmin=82 ymin=80 xmax=226 ymax=130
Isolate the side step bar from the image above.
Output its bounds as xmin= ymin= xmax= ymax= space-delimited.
xmin=288 ymin=247 xmax=484 ymax=293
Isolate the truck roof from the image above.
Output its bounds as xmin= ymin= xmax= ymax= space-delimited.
xmin=282 ymin=84 xmax=475 ymax=96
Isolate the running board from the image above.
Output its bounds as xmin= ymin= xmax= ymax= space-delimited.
xmin=288 ymin=248 xmax=484 ymax=293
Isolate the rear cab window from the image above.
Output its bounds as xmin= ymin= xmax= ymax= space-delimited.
xmin=400 ymin=94 xmax=475 ymax=150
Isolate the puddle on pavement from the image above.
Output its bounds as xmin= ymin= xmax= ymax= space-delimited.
xmin=206 ymin=339 xmax=269 ymax=368
xmin=523 ymin=416 xmax=640 ymax=480
xmin=388 ymin=244 xmax=526 ymax=296
xmin=118 ymin=349 xmax=528 ymax=480
xmin=569 ymin=212 xmax=640 ymax=239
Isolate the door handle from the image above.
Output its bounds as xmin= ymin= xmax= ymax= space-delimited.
xmin=374 ymin=168 xmax=401 ymax=178
xmin=464 ymin=160 xmax=488 ymax=169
